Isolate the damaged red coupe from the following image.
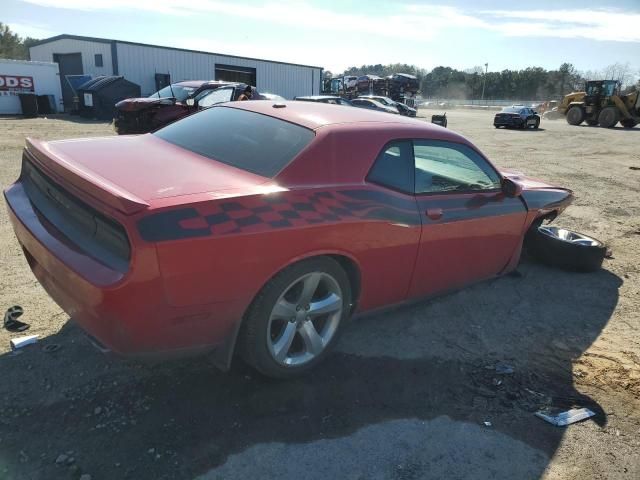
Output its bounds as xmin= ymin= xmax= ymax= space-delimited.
xmin=4 ymin=101 xmax=573 ymax=378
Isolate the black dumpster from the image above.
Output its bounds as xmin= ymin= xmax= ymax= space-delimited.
xmin=18 ymin=94 xmax=38 ymax=117
xmin=36 ymin=95 xmax=56 ymax=115
xmin=77 ymin=76 xmax=141 ymax=120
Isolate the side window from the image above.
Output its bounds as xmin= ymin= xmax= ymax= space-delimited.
xmin=198 ymin=88 xmax=234 ymax=108
xmin=367 ymin=141 xmax=414 ymax=194
xmin=413 ymin=141 xmax=501 ymax=194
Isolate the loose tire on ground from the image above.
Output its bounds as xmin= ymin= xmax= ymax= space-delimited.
xmin=598 ymin=107 xmax=620 ymax=128
xmin=526 ymin=225 xmax=606 ymax=273
xmin=566 ymin=106 xmax=585 ymax=125
xmin=620 ymin=118 xmax=638 ymax=128
xmin=239 ymin=256 xmax=352 ymax=379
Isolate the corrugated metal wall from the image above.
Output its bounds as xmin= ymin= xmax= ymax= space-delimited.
xmin=30 ymin=39 xmax=113 ymax=77
xmin=115 ymin=43 xmax=320 ymax=99
xmin=30 ymin=38 xmax=322 ymax=99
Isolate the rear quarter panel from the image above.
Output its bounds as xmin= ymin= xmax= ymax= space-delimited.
xmin=140 ymin=186 xmax=422 ymax=313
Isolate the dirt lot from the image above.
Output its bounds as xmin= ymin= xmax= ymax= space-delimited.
xmin=0 ymin=110 xmax=639 ymax=480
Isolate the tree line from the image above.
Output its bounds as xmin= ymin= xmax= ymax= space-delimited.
xmin=332 ymin=62 xmax=639 ymax=101
xmin=2 ymin=22 xmax=638 ymax=100
xmin=0 ymin=22 xmax=38 ymax=60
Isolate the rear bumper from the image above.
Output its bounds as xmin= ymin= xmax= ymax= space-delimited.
xmin=494 ymin=117 xmax=523 ymax=127
xmin=4 ymin=182 xmax=243 ymax=357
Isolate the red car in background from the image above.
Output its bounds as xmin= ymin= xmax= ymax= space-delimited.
xmin=5 ymin=101 xmax=573 ymax=378
xmin=113 ymin=80 xmax=260 ymax=134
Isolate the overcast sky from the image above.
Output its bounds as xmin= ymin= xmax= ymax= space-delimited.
xmin=5 ymin=0 xmax=640 ymax=76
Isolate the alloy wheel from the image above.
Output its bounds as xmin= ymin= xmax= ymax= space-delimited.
xmin=267 ymin=272 xmax=343 ymax=367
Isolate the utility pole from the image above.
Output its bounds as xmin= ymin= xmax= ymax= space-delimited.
xmin=481 ymin=62 xmax=488 ymax=103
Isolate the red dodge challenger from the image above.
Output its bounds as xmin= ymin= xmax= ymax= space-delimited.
xmin=4 ymin=101 xmax=572 ymax=378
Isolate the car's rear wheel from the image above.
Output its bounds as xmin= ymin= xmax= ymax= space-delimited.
xmin=526 ymin=225 xmax=606 ymax=272
xmin=239 ymin=257 xmax=351 ymax=378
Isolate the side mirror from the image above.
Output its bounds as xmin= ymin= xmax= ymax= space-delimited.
xmin=502 ymin=177 xmax=523 ymax=197
xmin=185 ymin=98 xmax=196 ymax=107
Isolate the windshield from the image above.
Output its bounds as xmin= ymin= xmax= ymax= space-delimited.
xmin=374 ymin=97 xmax=395 ymax=106
xmin=501 ymin=107 xmax=522 ymax=114
xmin=154 ymin=107 xmax=315 ymax=177
xmin=149 ymin=85 xmax=198 ymax=102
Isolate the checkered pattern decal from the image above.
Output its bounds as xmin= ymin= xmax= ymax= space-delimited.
xmin=138 ymin=189 xmax=421 ymax=242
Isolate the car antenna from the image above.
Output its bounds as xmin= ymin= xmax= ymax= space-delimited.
xmin=168 ymin=73 xmax=176 ymax=99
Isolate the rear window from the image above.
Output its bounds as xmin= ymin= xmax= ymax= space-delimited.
xmin=501 ymin=107 xmax=522 ymax=114
xmin=154 ymin=107 xmax=315 ymax=177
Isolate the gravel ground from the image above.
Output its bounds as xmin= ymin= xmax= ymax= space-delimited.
xmin=0 ymin=110 xmax=639 ymax=480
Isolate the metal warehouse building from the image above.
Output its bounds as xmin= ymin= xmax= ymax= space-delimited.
xmin=29 ymin=34 xmax=323 ymax=110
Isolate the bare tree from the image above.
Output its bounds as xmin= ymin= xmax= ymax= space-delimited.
xmin=463 ymin=66 xmax=484 ymax=75
xmin=602 ymin=62 xmax=633 ymax=87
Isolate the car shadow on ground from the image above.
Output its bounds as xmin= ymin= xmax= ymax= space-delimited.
xmin=575 ymin=125 xmax=640 ymax=132
xmin=0 ymin=258 xmax=621 ymax=479
xmin=495 ymin=127 xmax=547 ymax=132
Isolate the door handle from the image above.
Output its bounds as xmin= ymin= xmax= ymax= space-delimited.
xmin=426 ymin=208 xmax=443 ymax=220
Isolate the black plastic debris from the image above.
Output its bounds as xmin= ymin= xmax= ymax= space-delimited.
xmin=4 ymin=306 xmax=30 ymax=332
xmin=431 ymin=113 xmax=447 ymax=127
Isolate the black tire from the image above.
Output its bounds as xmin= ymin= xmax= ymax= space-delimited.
xmin=526 ymin=226 xmax=606 ymax=273
xmin=620 ymin=118 xmax=638 ymax=128
xmin=586 ymin=119 xmax=599 ymax=126
xmin=533 ymin=117 xmax=540 ymax=129
xmin=566 ymin=106 xmax=584 ymax=126
xmin=239 ymin=256 xmax=352 ymax=379
xmin=598 ymin=107 xmax=620 ymax=128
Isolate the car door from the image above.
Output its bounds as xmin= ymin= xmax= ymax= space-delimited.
xmin=363 ymin=140 xmax=422 ymax=308
xmin=408 ymin=139 xmax=528 ymax=299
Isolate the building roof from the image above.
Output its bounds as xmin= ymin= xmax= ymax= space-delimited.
xmin=30 ymin=34 xmax=323 ymax=70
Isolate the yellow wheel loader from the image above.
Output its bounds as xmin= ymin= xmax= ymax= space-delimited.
xmin=559 ymin=80 xmax=639 ymax=128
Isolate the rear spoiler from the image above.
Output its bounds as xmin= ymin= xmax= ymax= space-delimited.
xmin=25 ymin=138 xmax=149 ymax=215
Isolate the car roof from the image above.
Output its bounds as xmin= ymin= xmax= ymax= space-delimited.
xmin=359 ymin=95 xmax=388 ymax=100
xmin=226 ymin=100 xmax=440 ymax=131
xmin=295 ymin=95 xmax=342 ymax=100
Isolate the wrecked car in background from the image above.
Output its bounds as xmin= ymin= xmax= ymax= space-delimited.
xmin=357 ymin=95 xmax=417 ymax=117
xmin=113 ymin=80 xmax=260 ymax=134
